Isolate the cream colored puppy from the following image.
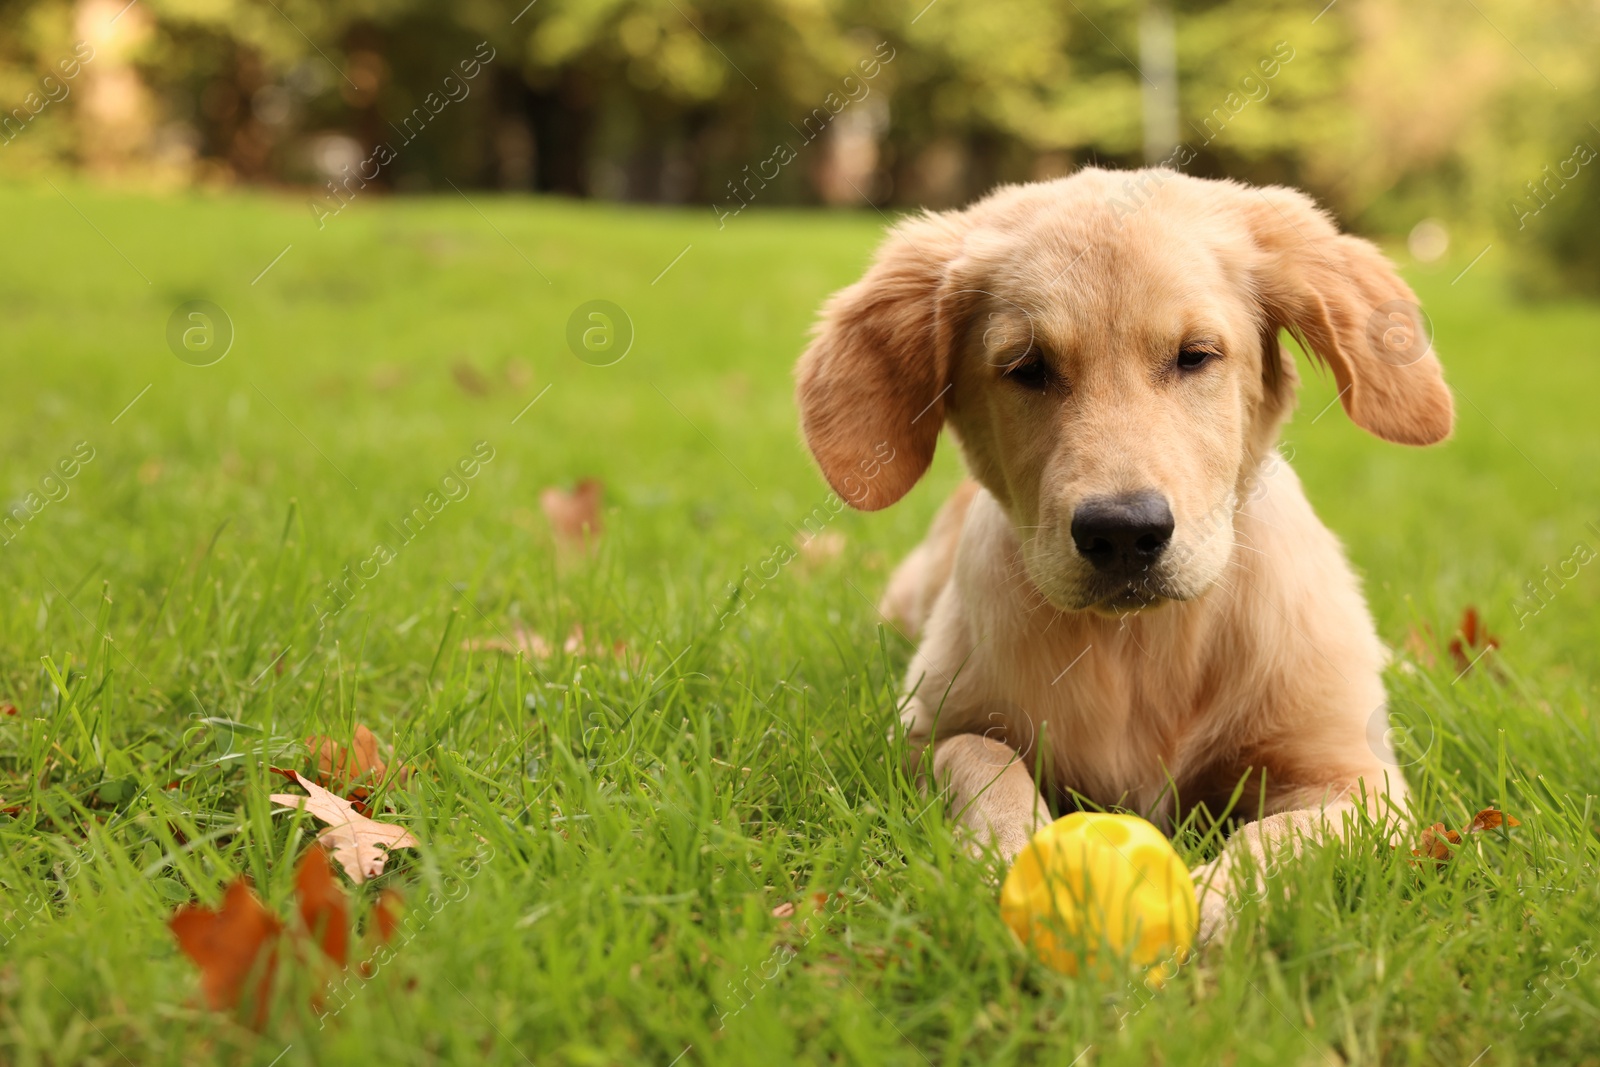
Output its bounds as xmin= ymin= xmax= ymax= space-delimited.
xmin=795 ymin=168 xmax=1452 ymax=939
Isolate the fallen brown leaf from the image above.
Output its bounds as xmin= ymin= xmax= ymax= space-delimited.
xmin=369 ymin=363 xmax=407 ymax=392
xmin=541 ymin=479 xmax=603 ymax=546
xmin=504 ymin=358 xmax=534 ymax=390
xmin=464 ymin=624 xmax=627 ymax=663
xmin=771 ymin=890 xmax=853 ymax=943
xmin=169 ymin=879 xmax=282 ymax=1026
xmin=463 ymin=625 xmax=553 ymax=659
xmin=1401 ymin=623 xmax=1438 ymax=668
xmin=310 ymin=724 xmax=385 ymax=784
xmin=295 ymin=847 xmax=349 ymax=968
xmin=1448 ymin=606 xmax=1501 ymax=677
xmin=358 ymin=889 xmax=407 ymax=977
xmin=1410 ymin=808 xmax=1522 ymax=867
xmin=563 ymin=624 xmax=628 ymax=660
xmin=172 ymin=849 xmax=406 ymax=1025
xmin=270 ymin=772 xmax=419 ymax=884
xmin=796 ymin=531 xmax=846 ymax=567
xmin=308 ymin=724 xmax=410 ymax=804
xmin=373 ymin=889 xmax=404 ymax=944
xmin=451 ymin=359 xmax=491 ymax=397
xmin=1467 ymin=808 xmax=1522 ymax=834
xmin=1411 ymin=822 xmax=1462 ymax=864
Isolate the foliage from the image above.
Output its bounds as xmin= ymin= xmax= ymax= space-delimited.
xmin=0 ymin=0 xmax=1595 ymax=289
xmin=1 ymin=185 xmax=1599 ymax=1062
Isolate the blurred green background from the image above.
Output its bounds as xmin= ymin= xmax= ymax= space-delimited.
xmin=5 ymin=4 xmax=1600 ymax=1062
xmin=2 ymin=0 xmax=1598 ymax=292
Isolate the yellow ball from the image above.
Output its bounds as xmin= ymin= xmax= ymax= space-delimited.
xmin=1000 ymin=813 xmax=1197 ymax=977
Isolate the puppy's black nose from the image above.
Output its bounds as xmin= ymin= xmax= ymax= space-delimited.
xmin=1070 ymin=492 xmax=1175 ymax=572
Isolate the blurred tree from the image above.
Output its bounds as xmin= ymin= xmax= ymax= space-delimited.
xmin=0 ymin=0 xmax=1594 ymax=290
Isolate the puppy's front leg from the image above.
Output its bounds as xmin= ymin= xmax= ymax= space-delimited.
xmin=931 ymin=734 xmax=1055 ymax=863
xmin=1191 ymin=797 xmax=1374 ymax=942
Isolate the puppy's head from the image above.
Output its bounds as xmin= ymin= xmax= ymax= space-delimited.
xmin=796 ymin=168 xmax=1453 ymax=614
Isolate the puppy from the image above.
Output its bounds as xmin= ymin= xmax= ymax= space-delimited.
xmin=794 ymin=168 xmax=1452 ymax=938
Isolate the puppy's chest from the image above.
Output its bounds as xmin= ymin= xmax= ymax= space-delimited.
xmin=995 ymin=643 xmax=1223 ymax=814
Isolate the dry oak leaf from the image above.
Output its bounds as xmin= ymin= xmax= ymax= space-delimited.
xmin=463 ymin=625 xmax=554 ymax=660
xmin=796 ymin=531 xmax=846 ymax=567
xmin=169 ymin=878 xmax=283 ymax=1026
xmin=1468 ymin=808 xmax=1522 ymax=834
xmin=359 ymin=890 xmax=408 ymax=978
xmin=1401 ymin=623 xmax=1438 ymax=669
xmin=369 ymin=363 xmax=407 ymax=392
xmin=1448 ymin=606 xmax=1501 ymax=677
xmin=772 ymin=891 xmax=851 ymax=943
xmin=560 ymin=623 xmax=628 ymax=661
xmin=451 ymin=359 xmax=491 ymax=397
xmin=373 ymin=889 xmax=405 ymax=944
xmin=1410 ymin=808 xmax=1521 ymax=866
xmin=271 ymin=771 xmax=419 ymax=884
xmin=295 ymin=846 xmax=350 ymax=968
xmin=310 ymin=724 xmax=387 ymax=786
xmin=541 ymin=478 xmax=603 ymax=545
xmin=464 ymin=624 xmax=626 ymax=662
xmin=171 ymin=849 xmax=404 ymax=1024
xmin=308 ymin=724 xmax=411 ymax=800
xmin=1411 ymin=822 xmax=1463 ymax=864
xmin=504 ymin=357 xmax=535 ymax=390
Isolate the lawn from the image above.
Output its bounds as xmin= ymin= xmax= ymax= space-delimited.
xmin=2 ymin=181 xmax=1599 ymax=1066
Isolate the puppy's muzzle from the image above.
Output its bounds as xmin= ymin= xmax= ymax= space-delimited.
xmin=1069 ymin=491 xmax=1175 ymax=579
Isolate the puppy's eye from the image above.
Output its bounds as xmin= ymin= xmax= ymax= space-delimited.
xmin=1002 ymin=349 xmax=1052 ymax=390
xmin=1176 ymin=344 xmax=1220 ymax=372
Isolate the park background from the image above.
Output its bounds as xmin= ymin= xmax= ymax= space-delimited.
xmin=4 ymin=1 xmax=1600 ymax=1065
xmin=3 ymin=0 xmax=1599 ymax=293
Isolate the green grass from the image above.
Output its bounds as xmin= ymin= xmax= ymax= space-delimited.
xmin=1 ymin=180 xmax=1598 ymax=1066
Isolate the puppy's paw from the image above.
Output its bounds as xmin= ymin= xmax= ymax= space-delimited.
xmin=1191 ymin=858 xmax=1236 ymax=944
xmin=957 ymin=821 xmax=1036 ymax=872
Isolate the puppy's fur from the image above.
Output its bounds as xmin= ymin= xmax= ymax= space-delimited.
xmin=795 ymin=168 xmax=1452 ymax=938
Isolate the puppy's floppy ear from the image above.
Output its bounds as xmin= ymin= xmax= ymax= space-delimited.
xmin=1243 ymin=186 xmax=1454 ymax=446
xmin=796 ymin=212 xmax=973 ymax=511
